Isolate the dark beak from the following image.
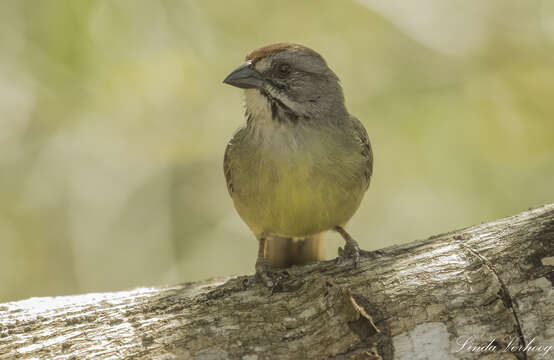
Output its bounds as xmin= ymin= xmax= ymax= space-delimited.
xmin=223 ymin=62 xmax=264 ymax=89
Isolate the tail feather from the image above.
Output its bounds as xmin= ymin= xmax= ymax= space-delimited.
xmin=265 ymin=233 xmax=325 ymax=267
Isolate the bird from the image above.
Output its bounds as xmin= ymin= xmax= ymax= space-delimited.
xmin=222 ymin=43 xmax=373 ymax=286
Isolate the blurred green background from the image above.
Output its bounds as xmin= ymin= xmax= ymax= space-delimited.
xmin=1 ymin=0 xmax=553 ymax=302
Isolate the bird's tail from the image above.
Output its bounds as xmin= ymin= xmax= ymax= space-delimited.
xmin=265 ymin=233 xmax=325 ymax=268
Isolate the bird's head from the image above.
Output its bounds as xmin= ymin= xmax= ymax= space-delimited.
xmin=223 ymin=43 xmax=347 ymax=123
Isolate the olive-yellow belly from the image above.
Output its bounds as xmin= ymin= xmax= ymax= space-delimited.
xmin=230 ymin=130 xmax=366 ymax=237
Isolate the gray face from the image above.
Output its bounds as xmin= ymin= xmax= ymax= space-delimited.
xmin=256 ymin=51 xmax=337 ymax=101
xmin=224 ymin=46 xmax=347 ymax=122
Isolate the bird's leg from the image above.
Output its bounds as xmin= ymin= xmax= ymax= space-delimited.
xmin=334 ymin=226 xmax=360 ymax=267
xmin=255 ymin=236 xmax=277 ymax=287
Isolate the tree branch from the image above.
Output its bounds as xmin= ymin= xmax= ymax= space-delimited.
xmin=1 ymin=205 xmax=553 ymax=360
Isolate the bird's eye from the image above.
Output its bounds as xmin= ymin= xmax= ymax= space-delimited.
xmin=277 ymin=63 xmax=292 ymax=77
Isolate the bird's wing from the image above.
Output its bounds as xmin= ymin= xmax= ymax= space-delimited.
xmin=350 ymin=116 xmax=373 ymax=190
xmin=223 ymin=126 xmax=246 ymax=195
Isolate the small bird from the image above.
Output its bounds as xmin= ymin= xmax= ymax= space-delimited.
xmin=223 ymin=43 xmax=373 ymax=286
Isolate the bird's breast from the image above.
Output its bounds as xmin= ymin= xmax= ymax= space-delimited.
xmin=229 ymin=124 xmax=366 ymax=237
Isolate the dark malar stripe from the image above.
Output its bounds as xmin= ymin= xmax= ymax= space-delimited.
xmin=259 ymin=89 xmax=299 ymax=124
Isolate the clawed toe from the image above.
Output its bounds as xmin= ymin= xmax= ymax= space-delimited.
xmin=334 ymin=226 xmax=360 ymax=268
xmin=256 ymin=271 xmax=275 ymax=288
xmin=336 ymin=242 xmax=360 ymax=267
xmin=255 ymin=259 xmax=288 ymax=288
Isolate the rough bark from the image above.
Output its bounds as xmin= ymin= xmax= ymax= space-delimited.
xmin=1 ymin=204 xmax=553 ymax=360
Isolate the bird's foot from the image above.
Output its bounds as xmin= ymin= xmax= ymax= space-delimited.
xmin=334 ymin=226 xmax=360 ymax=267
xmin=255 ymin=258 xmax=287 ymax=288
xmin=336 ymin=241 xmax=360 ymax=267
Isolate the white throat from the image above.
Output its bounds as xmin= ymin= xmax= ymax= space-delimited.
xmin=244 ymin=89 xmax=273 ymax=124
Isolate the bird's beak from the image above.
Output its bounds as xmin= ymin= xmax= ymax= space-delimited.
xmin=223 ymin=62 xmax=263 ymax=89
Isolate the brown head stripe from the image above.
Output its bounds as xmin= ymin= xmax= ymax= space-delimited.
xmin=245 ymin=43 xmax=321 ymax=64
